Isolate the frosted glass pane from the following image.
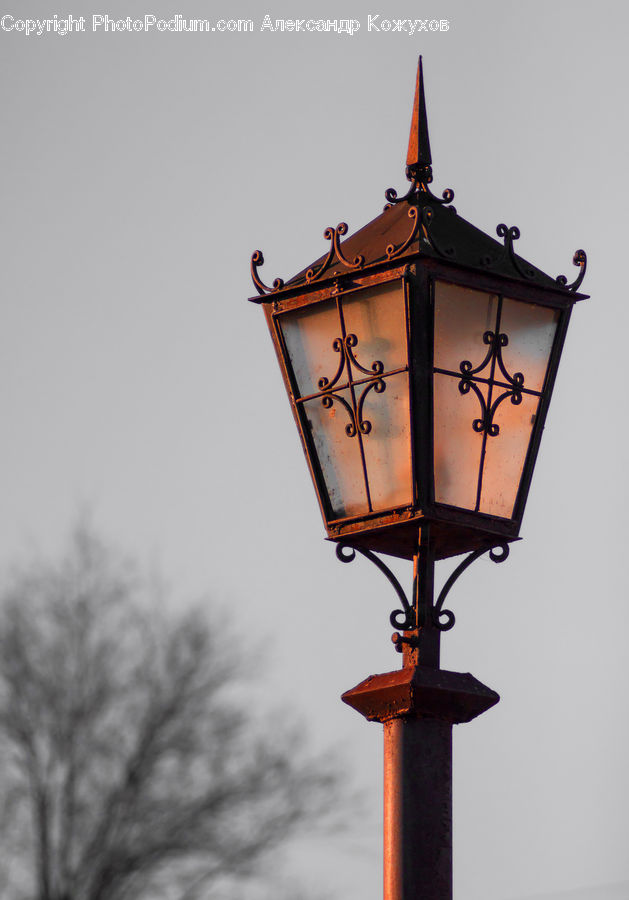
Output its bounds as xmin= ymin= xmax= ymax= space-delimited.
xmin=280 ymin=301 xmax=342 ymax=397
xmin=479 ymin=392 xmax=539 ymax=517
xmin=302 ymin=389 xmax=367 ymax=519
xmin=361 ymin=373 xmax=413 ymax=512
xmin=434 ymin=374 xmax=485 ymax=510
xmin=342 ymin=281 xmax=408 ymax=376
xmin=499 ymin=299 xmax=559 ymax=392
xmin=434 ymin=283 xmax=498 ymax=374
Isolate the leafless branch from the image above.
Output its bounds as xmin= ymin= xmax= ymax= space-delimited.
xmin=0 ymin=524 xmax=346 ymax=900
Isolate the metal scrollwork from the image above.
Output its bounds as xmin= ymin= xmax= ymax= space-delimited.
xmin=459 ymin=331 xmax=498 ymax=379
xmin=355 ymin=379 xmax=386 ymax=435
xmin=318 ymin=333 xmax=384 ymax=390
xmin=479 ymin=388 xmax=523 ymax=436
xmin=317 ymin=338 xmax=345 ymax=391
xmin=304 ymin=223 xmax=366 ymax=285
xmin=318 ymin=334 xmax=385 ymax=438
xmin=386 ymin=207 xmax=419 ymax=259
xmin=556 ymin=248 xmax=587 ymax=292
xmin=344 ymin=334 xmax=384 ymax=377
xmin=458 ymin=379 xmax=494 ymax=435
xmin=321 ymin=380 xmax=387 ymax=438
xmin=305 ymin=228 xmax=336 ymax=284
xmin=333 ymin=223 xmax=365 ymax=269
xmin=384 ymin=183 xmax=417 ymax=205
xmin=336 ymin=543 xmax=415 ymax=631
xmin=433 ymin=542 xmax=510 ymax=631
xmin=496 ymin=224 xmax=536 ymax=280
xmin=250 ymin=250 xmax=285 ymax=296
xmin=384 ymin=168 xmax=455 ymax=207
xmin=420 ymin=206 xmax=456 ymax=259
xmin=322 ymin=393 xmax=357 ymax=437
xmin=438 ymin=187 xmax=456 ymax=205
xmin=458 ymin=331 xmax=525 ymax=437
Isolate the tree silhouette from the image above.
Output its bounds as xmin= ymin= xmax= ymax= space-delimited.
xmin=0 ymin=525 xmax=340 ymax=900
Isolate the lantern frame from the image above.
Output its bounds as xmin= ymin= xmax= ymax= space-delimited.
xmin=250 ymin=58 xmax=587 ymax=562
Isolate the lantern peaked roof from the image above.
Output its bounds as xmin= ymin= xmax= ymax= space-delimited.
xmin=250 ymin=57 xmax=587 ymax=301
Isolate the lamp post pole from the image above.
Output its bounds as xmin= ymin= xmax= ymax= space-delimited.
xmin=342 ymin=526 xmax=499 ymax=900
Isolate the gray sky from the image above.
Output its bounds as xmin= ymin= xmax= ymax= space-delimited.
xmin=1 ymin=1 xmax=628 ymax=898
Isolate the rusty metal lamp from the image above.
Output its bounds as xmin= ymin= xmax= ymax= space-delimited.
xmin=249 ymin=57 xmax=587 ymax=900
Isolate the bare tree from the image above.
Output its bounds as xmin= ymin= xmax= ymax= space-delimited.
xmin=0 ymin=526 xmax=341 ymax=900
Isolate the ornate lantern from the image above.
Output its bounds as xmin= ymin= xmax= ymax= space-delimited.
xmin=250 ymin=59 xmax=587 ymax=565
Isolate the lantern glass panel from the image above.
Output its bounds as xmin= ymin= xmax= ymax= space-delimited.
xmin=278 ymin=280 xmax=412 ymax=522
xmin=281 ymin=300 xmax=341 ymax=397
xmin=433 ymin=373 xmax=486 ymax=510
xmin=302 ymin=389 xmax=367 ymax=518
xmin=433 ymin=281 xmax=559 ymax=520
xmin=361 ymin=372 xmax=413 ymax=512
xmin=342 ymin=281 xmax=408 ymax=374
xmin=499 ymin=298 xmax=559 ymax=392
xmin=434 ymin=284 xmax=499 ymax=375
xmin=479 ymin=391 xmax=539 ymax=516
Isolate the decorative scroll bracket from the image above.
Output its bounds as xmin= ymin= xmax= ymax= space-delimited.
xmin=336 ymin=543 xmax=415 ymax=632
xmin=432 ymin=543 xmax=510 ymax=631
xmin=336 ymin=539 xmax=511 ymax=644
xmin=556 ymin=248 xmax=587 ymax=292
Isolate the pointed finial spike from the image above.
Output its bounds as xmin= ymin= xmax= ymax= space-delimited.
xmin=406 ymin=56 xmax=432 ymax=174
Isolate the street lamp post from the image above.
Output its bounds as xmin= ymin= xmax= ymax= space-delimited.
xmin=249 ymin=58 xmax=588 ymax=900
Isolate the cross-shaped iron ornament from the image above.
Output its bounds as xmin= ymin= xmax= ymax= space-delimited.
xmin=294 ymin=310 xmax=408 ymax=442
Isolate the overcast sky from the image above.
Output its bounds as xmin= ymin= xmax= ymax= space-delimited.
xmin=1 ymin=2 xmax=628 ymax=898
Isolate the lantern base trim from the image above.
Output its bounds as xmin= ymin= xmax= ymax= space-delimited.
xmin=328 ymin=509 xmax=519 ymax=561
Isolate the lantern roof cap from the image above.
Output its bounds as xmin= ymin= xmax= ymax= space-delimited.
xmin=250 ymin=58 xmax=587 ymax=301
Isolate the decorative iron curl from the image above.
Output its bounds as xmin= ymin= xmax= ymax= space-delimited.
xmin=305 ymin=228 xmax=336 ymax=284
xmin=495 ymin=337 xmax=524 ymax=389
xmin=496 ymin=224 xmax=536 ymax=280
xmin=433 ymin=542 xmax=510 ymax=631
xmin=458 ymin=378 xmax=492 ymax=434
xmin=304 ymin=223 xmax=366 ymax=284
xmin=250 ymin=250 xmax=285 ymax=295
xmin=320 ymin=379 xmax=386 ymax=438
xmin=336 ymin=543 xmax=415 ymax=631
xmin=321 ymin=393 xmax=356 ymax=437
xmin=488 ymin=543 xmax=510 ymax=562
xmin=556 ymin=249 xmax=587 ymax=292
xmin=386 ymin=207 xmax=419 ymax=259
xmin=384 ymin=180 xmax=456 ymax=207
xmin=318 ymin=338 xmax=345 ymax=391
xmin=344 ymin=334 xmax=384 ymax=377
xmin=356 ymin=378 xmax=386 ymax=435
xmin=384 ymin=183 xmax=417 ymax=205
xmin=421 ymin=207 xmax=456 ymax=259
xmin=317 ymin=333 xmax=383 ymax=390
xmin=408 ymin=165 xmax=456 ymax=207
xmin=483 ymin=387 xmax=523 ymax=436
xmin=459 ymin=376 xmax=523 ymax=438
xmin=460 ymin=330 xmax=497 ymax=379
xmin=333 ymin=223 xmax=365 ymax=269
